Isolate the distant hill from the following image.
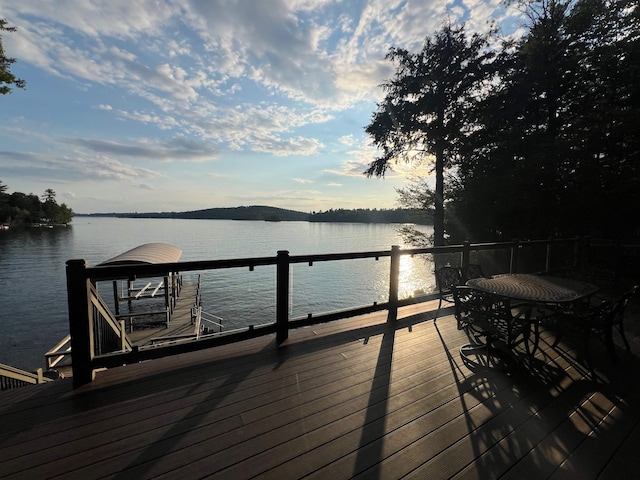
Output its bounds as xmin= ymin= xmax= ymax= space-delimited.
xmin=176 ymin=206 xmax=308 ymax=221
xmin=79 ymin=205 xmax=308 ymax=222
xmin=77 ymin=206 xmax=433 ymax=224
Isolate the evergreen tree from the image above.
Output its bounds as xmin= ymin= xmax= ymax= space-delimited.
xmin=0 ymin=19 xmax=26 ymax=95
xmin=366 ymin=23 xmax=495 ymax=245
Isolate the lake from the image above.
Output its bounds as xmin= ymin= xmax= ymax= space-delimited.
xmin=0 ymin=217 xmax=435 ymax=371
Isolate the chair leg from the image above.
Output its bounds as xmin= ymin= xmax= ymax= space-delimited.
xmin=524 ymin=321 xmax=540 ymax=357
xmin=617 ymin=323 xmax=631 ymax=351
xmin=604 ymin=328 xmax=620 ymax=363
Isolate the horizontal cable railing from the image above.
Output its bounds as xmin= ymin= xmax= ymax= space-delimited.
xmin=66 ymin=237 xmax=585 ymax=386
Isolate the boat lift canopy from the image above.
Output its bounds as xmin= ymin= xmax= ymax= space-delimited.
xmin=99 ymin=243 xmax=182 ymax=266
xmin=97 ymin=243 xmax=183 ymax=327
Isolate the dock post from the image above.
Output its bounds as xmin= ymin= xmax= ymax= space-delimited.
xmin=276 ymin=250 xmax=290 ymax=343
xmin=388 ymin=245 xmax=400 ymax=322
xmin=66 ymin=259 xmax=95 ymax=387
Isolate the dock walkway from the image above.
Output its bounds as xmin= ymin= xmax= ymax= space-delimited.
xmin=127 ymin=281 xmax=202 ymax=347
xmin=1 ymin=299 xmax=640 ymax=479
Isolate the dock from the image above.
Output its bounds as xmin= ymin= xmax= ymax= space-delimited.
xmin=2 ymin=301 xmax=640 ymax=479
xmin=126 ymin=281 xmax=207 ymax=347
xmin=43 ymin=277 xmax=210 ymax=378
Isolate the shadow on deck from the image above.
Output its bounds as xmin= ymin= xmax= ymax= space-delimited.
xmin=2 ymin=300 xmax=640 ymax=479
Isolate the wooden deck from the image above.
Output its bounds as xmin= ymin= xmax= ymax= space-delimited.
xmin=2 ymin=300 xmax=640 ymax=479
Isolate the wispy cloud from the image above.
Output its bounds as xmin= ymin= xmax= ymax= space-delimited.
xmin=64 ymin=137 xmax=219 ymax=162
xmin=1 ymin=0 xmax=521 ymax=212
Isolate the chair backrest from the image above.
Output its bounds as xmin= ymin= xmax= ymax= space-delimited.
xmin=451 ymin=285 xmax=473 ymax=327
xmin=436 ymin=266 xmax=462 ymax=294
xmin=451 ymin=285 xmax=491 ymax=330
xmin=609 ymin=285 xmax=639 ymax=326
xmin=461 ymin=264 xmax=485 ymax=283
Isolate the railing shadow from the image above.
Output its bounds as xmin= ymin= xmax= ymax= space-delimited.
xmin=108 ymin=338 xmax=280 ymax=479
xmin=352 ymin=324 xmax=396 ymax=478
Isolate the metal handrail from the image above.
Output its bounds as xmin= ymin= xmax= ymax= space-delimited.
xmin=0 ymin=363 xmax=52 ymax=391
xmin=45 ymin=334 xmax=72 ymax=369
xmin=90 ymin=283 xmax=133 ymax=355
xmin=66 ymin=237 xmax=584 ymax=386
xmin=200 ymin=310 xmax=224 ymax=332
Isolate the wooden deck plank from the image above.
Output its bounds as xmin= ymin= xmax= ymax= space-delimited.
xmin=0 ymin=300 xmax=639 ymax=480
xmin=0 ymin=322 xmax=442 ymax=468
xmin=304 ymin=338 xmax=569 ymax=479
xmin=498 ymin=367 xmax=640 ymax=480
xmin=595 ymin=407 xmax=640 ymax=478
xmin=5 ymin=319 xmax=460 ymax=478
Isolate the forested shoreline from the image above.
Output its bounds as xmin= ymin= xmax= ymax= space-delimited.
xmin=366 ymin=0 xmax=640 ymax=245
xmin=0 ymin=182 xmax=73 ymax=226
xmin=76 ymin=206 xmax=433 ymax=224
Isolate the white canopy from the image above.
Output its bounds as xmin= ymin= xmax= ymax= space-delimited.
xmin=99 ymin=243 xmax=182 ymax=266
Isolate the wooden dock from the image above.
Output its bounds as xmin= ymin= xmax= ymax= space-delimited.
xmin=42 ymin=280 xmax=204 ymax=378
xmin=127 ymin=281 xmax=202 ymax=347
xmin=1 ymin=301 xmax=640 ymax=479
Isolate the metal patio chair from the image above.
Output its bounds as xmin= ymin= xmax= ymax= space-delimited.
xmin=552 ymin=285 xmax=639 ymax=369
xmin=461 ymin=263 xmax=486 ymax=283
xmin=435 ymin=266 xmax=462 ymax=320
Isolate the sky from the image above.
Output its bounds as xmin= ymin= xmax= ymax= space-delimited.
xmin=1 ymin=0 xmax=523 ymax=214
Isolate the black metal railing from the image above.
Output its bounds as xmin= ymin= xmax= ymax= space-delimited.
xmin=66 ymin=237 xmax=586 ymax=387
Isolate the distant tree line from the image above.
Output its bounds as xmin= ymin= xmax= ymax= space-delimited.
xmin=308 ymin=208 xmax=432 ymax=224
xmin=80 ymin=206 xmax=432 ymax=224
xmin=367 ymin=0 xmax=639 ymax=245
xmin=0 ymin=182 xmax=73 ymax=226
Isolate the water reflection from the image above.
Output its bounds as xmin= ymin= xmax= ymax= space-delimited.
xmin=398 ymin=253 xmax=435 ymax=300
xmin=1 ymin=218 xmax=435 ymax=370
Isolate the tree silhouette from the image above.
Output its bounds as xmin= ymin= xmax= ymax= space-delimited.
xmin=0 ymin=19 xmax=26 ymax=95
xmin=366 ymin=23 xmax=494 ymax=246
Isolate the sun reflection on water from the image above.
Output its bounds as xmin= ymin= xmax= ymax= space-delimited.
xmin=397 ymin=251 xmax=436 ymax=300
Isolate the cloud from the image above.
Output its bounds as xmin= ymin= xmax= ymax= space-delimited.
xmin=133 ymin=183 xmax=156 ymax=190
xmin=3 ymin=0 xmax=521 ymax=151
xmin=64 ymin=137 xmax=219 ymax=162
xmin=293 ymin=178 xmax=314 ymax=184
xmin=0 ymin=149 xmax=164 ymax=182
xmin=338 ymin=135 xmax=356 ymax=146
xmin=0 ymin=0 xmax=524 ymax=212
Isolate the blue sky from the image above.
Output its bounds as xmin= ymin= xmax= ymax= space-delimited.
xmin=1 ymin=0 xmax=522 ymax=214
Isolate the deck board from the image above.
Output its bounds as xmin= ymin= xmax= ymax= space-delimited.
xmin=1 ymin=301 xmax=640 ymax=479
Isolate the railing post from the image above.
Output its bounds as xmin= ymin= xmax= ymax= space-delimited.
xmin=462 ymin=241 xmax=471 ymax=271
xmin=575 ymin=235 xmax=587 ymax=270
xmin=388 ymin=245 xmax=400 ymax=322
xmin=545 ymin=237 xmax=552 ymax=273
xmin=120 ymin=320 xmax=126 ymax=351
xmin=112 ymin=280 xmax=120 ymax=316
xmin=66 ymin=259 xmax=94 ymax=387
xmin=510 ymin=239 xmax=520 ymax=273
xmin=276 ymin=250 xmax=290 ymax=343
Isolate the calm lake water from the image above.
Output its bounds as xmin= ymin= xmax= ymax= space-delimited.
xmin=0 ymin=217 xmax=434 ymax=371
